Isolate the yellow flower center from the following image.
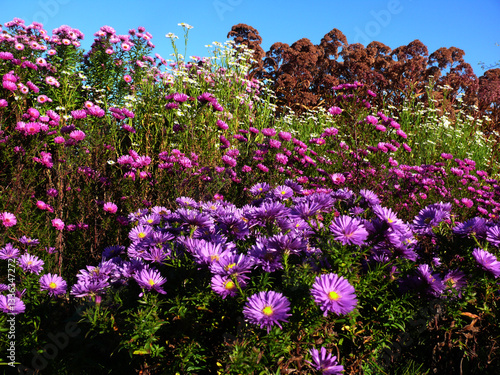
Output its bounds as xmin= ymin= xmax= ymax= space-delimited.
xmin=226 ymin=263 xmax=236 ymax=270
xmin=138 ymin=232 xmax=146 ymax=239
xmin=328 ymin=291 xmax=340 ymax=300
xmin=262 ymin=306 xmax=273 ymax=316
xmin=224 ymin=280 xmax=235 ymax=290
xmin=148 ymin=279 xmax=155 ymax=286
xmin=387 ymin=218 xmax=394 ymax=223
xmin=49 ymin=282 xmax=57 ymax=289
xmin=147 ymin=219 xmax=153 ymax=223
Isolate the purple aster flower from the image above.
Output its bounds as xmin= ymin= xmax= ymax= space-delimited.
xmin=453 ymin=217 xmax=488 ymax=239
xmin=443 ymin=269 xmax=467 ymax=296
xmin=211 ymin=274 xmax=246 ymax=299
xmin=310 ymin=273 xmax=358 ymax=316
xmin=133 ymin=267 xmax=167 ymax=294
xmin=359 ymin=189 xmax=380 ymax=207
xmin=249 ymin=182 xmax=271 ymax=196
xmin=19 ymin=236 xmax=40 ymax=247
xmin=102 ymin=245 xmax=126 ymax=259
xmin=76 ymin=261 xmax=117 ymax=283
xmin=40 ymin=273 xmax=67 ymax=296
xmin=0 ymin=295 xmax=25 ymax=315
xmin=486 ymin=225 xmax=500 ymax=247
xmin=70 ymin=278 xmax=110 ymax=298
xmin=307 ymin=347 xmax=344 ymax=374
xmin=0 ymin=243 xmax=20 ymax=259
xmin=186 ymin=238 xmax=233 ymax=266
xmin=243 ymin=291 xmax=291 ymax=333
xmin=128 ymin=224 xmax=154 ymax=243
xmin=19 ymin=253 xmax=44 ymax=274
xmin=139 ymin=213 xmax=161 ymax=226
xmin=216 ymin=214 xmax=250 ymax=240
xmin=176 ymin=196 xmax=198 ymax=208
xmin=416 ymin=264 xmax=445 ymax=297
xmin=266 ymin=233 xmax=308 ymax=255
xmin=272 ymin=185 xmax=294 ymax=200
xmin=413 ymin=205 xmax=450 ymax=235
xmin=329 ymin=215 xmax=369 ymax=246
xmin=247 ymin=200 xmax=290 ymax=226
xmin=249 ymin=236 xmax=283 ymax=272
xmin=472 ymin=248 xmax=500 ymax=278
xmin=142 ymin=246 xmax=169 ymax=264
xmin=209 ymin=253 xmax=254 ymax=277
xmin=372 ymin=205 xmax=405 ymax=231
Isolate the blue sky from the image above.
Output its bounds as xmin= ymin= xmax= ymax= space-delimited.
xmin=2 ymin=0 xmax=499 ymax=76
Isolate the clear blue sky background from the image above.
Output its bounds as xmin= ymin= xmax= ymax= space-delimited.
xmin=2 ymin=0 xmax=499 ymax=76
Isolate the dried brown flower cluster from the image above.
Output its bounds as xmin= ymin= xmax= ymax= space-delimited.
xmin=227 ymin=24 xmax=500 ymax=133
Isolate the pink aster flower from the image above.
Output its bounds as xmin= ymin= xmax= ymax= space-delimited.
xmin=123 ymin=75 xmax=132 ymax=83
xmin=37 ymin=95 xmax=51 ymax=103
xmin=328 ymin=106 xmax=342 ymax=115
xmin=1 ymin=212 xmax=17 ymax=227
xmin=45 ymin=76 xmax=60 ymax=87
xmin=51 ymin=218 xmax=65 ymax=231
xmin=103 ymin=202 xmax=118 ymax=214
xmin=70 ymin=130 xmax=86 ymax=141
xmin=2 ymin=80 xmax=17 ymax=91
xmin=216 ymin=119 xmax=228 ymax=130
